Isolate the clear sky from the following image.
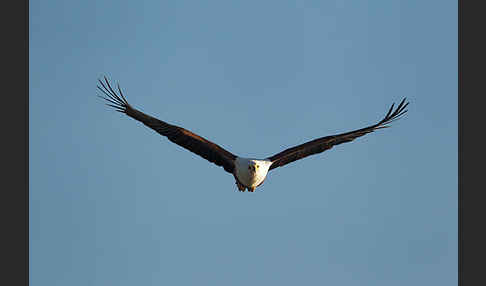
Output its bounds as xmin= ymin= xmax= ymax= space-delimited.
xmin=30 ymin=1 xmax=457 ymax=285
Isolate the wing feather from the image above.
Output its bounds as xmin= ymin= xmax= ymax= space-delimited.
xmin=266 ymin=99 xmax=409 ymax=171
xmin=98 ymin=76 xmax=236 ymax=173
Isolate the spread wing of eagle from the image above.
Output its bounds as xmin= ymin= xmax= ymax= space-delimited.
xmin=98 ymin=76 xmax=408 ymax=192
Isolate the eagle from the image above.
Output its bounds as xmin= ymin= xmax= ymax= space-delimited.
xmin=98 ymin=76 xmax=408 ymax=192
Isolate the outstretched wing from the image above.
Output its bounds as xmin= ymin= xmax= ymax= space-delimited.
xmin=266 ymin=99 xmax=409 ymax=171
xmin=97 ymin=76 xmax=237 ymax=173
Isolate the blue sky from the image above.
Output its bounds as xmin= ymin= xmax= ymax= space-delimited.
xmin=30 ymin=1 xmax=457 ymax=285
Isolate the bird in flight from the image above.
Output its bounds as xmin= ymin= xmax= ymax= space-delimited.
xmin=98 ymin=76 xmax=408 ymax=192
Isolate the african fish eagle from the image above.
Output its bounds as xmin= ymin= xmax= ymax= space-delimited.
xmin=98 ymin=77 xmax=408 ymax=192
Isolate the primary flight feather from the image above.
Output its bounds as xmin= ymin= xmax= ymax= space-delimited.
xmin=98 ymin=76 xmax=408 ymax=192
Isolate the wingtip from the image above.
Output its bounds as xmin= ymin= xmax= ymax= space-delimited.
xmin=378 ymin=98 xmax=410 ymax=127
xmin=97 ymin=75 xmax=130 ymax=113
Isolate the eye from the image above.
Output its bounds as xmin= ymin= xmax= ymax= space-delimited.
xmin=256 ymin=165 xmax=259 ymax=168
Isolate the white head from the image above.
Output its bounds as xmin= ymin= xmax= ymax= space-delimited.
xmin=235 ymin=158 xmax=273 ymax=188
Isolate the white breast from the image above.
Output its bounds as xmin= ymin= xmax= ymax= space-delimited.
xmin=234 ymin=157 xmax=273 ymax=188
